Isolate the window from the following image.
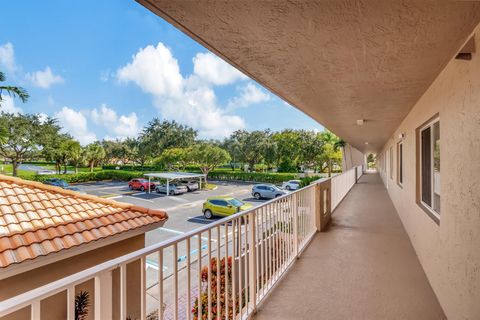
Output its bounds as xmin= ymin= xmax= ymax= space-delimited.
xmin=228 ymin=199 xmax=244 ymax=207
xmin=417 ymin=116 xmax=440 ymax=222
xmin=389 ymin=146 xmax=393 ymax=179
xmin=210 ymin=200 xmax=228 ymax=206
xmin=397 ymin=141 xmax=403 ymax=187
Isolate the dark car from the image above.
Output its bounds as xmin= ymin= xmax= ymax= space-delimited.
xmin=43 ymin=178 xmax=85 ymax=193
xmin=128 ymin=179 xmax=156 ymax=192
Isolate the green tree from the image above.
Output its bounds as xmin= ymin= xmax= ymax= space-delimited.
xmin=316 ymin=130 xmax=342 ymax=177
xmin=191 ymin=143 xmax=231 ymax=180
xmin=63 ymin=139 xmax=82 ymax=173
xmin=155 ymin=147 xmax=191 ymax=171
xmin=42 ymin=134 xmax=75 ymax=174
xmin=0 ymin=113 xmax=58 ymax=176
xmin=298 ymin=130 xmax=324 ymax=170
xmin=84 ymin=142 xmax=106 ymax=172
xmin=272 ymin=130 xmax=302 ymax=171
xmin=140 ymin=119 xmax=197 ymax=159
xmin=0 ymin=71 xmax=29 ymax=106
xmin=221 ymin=136 xmax=241 ymax=170
xmin=230 ymin=130 xmax=269 ymax=171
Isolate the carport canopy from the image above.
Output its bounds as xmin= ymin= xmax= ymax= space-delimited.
xmin=143 ymin=172 xmax=207 ymax=195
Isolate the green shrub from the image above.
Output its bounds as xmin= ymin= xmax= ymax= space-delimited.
xmin=207 ymin=171 xmax=297 ymax=184
xmin=32 ymin=170 xmax=145 ymax=183
xmin=299 ymin=175 xmax=326 ymax=187
xmin=277 ymin=159 xmax=298 ymax=173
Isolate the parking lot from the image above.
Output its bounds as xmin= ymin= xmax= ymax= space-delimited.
xmin=74 ymin=179 xmax=286 ymax=315
xmin=75 ymin=180 xmax=267 ymax=245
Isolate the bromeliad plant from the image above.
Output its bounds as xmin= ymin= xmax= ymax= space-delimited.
xmin=192 ymin=256 xmax=246 ymax=320
xmin=75 ymin=291 xmax=89 ymax=320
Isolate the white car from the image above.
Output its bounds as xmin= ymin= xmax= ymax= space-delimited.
xmin=155 ymin=183 xmax=188 ymax=195
xmin=282 ymin=180 xmax=301 ymax=191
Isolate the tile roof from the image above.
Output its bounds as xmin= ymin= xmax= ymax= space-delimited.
xmin=0 ymin=175 xmax=167 ymax=268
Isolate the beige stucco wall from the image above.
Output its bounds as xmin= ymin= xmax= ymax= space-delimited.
xmin=0 ymin=234 xmax=145 ymax=320
xmin=379 ymin=29 xmax=480 ymax=319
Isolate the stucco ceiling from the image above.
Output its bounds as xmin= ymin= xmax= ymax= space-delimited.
xmin=138 ymin=0 xmax=480 ymax=153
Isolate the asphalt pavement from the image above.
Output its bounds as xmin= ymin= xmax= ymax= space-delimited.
xmin=75 ymin=180 xmax=267 ymax=244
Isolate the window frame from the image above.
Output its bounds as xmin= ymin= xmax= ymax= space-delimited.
xmin=416 ymin=114 xmax=440 ymax=224
xmin=389 ymin=146 xmax=394 ymax=180
xmin=397 ymin=140 xmax=404 ymax=188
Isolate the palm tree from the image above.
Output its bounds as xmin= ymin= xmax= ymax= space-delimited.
xmin=0 ymin=71 xmax=29 ymax=106
xmin=85 ymin=142 xmax=106 ymax=172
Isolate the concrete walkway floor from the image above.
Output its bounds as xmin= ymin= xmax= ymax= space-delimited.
xmin=254 ymin=173 xmax=445 ymax=320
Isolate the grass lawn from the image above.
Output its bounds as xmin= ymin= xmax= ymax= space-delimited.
xmin=0 ymin=164 xmax=37 ymax=179
xmin=203 ymin=183 xmax=217 ymax=190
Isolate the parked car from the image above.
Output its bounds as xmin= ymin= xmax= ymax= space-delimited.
xmin=282 ymin=179 xmax=301 ymax=190
xmin=179 ymin=180 xmax=199 ymax=192
xmin=202 ymin=196 xmax=253 ymax=219
xmin=43 ymin=178 xmax=85 ymax=193
xmin=252 ymin=184 xmax=286 ymax=200
xmin=36 ymin=169 xmax=56 ymax=175
xmin=155 ymin=183 xmax=188 ymax=195
xmin=128 ymin=178 xmax=156 ymax=192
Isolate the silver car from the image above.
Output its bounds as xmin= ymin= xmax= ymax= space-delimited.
xmin=179 ymin=180 xmax=199 ymax=192
xmin=155 ymin=183 xmax=188 ymax=195
xmin=282 ymin=180 xmax=301 ymax=190
xmin=252 ymin=184 xmax=286 ymax=200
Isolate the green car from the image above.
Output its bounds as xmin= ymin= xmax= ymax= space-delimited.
xmin=202 ymin=196 xmax=253 ymax=219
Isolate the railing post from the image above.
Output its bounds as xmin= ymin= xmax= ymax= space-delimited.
xmin=67 ymin=286 xmax=75 ymax=320
xmin=293 ymin=193 xmax=299 ymax=258
xmin=31 ymin=300 xmax=40 ymax=320
xmin=248 ymin=210 xmax=257 ymax=312
xmin=314 ymin=183 xmax=321 ymax=231
xmin=95 ymin=271 xmax=113 ymax=320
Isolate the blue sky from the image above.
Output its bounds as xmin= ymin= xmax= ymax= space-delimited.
xmin=0 ymin=0 xmax=323 ymax=144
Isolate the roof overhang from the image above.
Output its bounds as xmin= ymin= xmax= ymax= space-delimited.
xmin=144 ymin=172 xmax=206 ymax=180
xmin=138 ymin=0 xmax=480 ymax=153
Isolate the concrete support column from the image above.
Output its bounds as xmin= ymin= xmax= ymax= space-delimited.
xmin=318 ymin=180 xmax=332 ymax=231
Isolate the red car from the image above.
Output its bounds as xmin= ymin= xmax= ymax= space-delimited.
xmin=128 ymin=179 xmax=156 ymax=192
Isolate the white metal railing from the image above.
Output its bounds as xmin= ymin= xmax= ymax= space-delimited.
xmin=0 ymin=167 xmax=360 ymax=320
xmin=356 ymin=165 xmax=363 ymax=181
xmin=331 ymin=166 xmax=359 ymax=211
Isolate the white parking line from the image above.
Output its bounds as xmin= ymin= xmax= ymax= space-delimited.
xmin=159 ymin=227 xmax=216 ymax=242
xmin=124 ymin=195 xmax=154 ymax=203
xmin=85 ymin=185 xmax=127 ymax=191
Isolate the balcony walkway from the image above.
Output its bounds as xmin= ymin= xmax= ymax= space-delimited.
xmin=254 ymin=173 xmax=445 ymax=320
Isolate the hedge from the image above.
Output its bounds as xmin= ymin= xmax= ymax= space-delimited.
xmin=32 ymin=170 xmax=145 ymax=183
xmin=206 ymin=171 xmax=297 ymax=184
xmin=30 ymin=169 xmax=298 ymax=184
xmin=102 ymin=165 xmax=160 ymax=172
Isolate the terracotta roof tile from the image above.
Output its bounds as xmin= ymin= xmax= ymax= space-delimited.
xmin=0 ymin=174 xmax=167 ymax=268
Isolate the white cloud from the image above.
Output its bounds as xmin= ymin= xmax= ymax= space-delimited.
xmin=37 ymin=113 xmax=49 ymax=124
xmin=154 ymin=85 xmax=245 ymax=138
xmin=26 ymin=66 xmax=64 ymax=89
xmin=91 ymin=104 xmax=139 ymax=138
xmin=0 ymin=43 xmax=17 ymax=74
xmin=0 ymin=95 xmax=23 ymax=114
xmin=117 ymin=43 xmax=183 ymax=97
xmin=55 ymin=106 xmax=96 ymax=145
xmin=227 ymin=83 xmax=270 ymax=110
xmin=116 ymin=42 xmax=246 ymax=138
xmin=192 ymin=52 xmax=246 ymax=85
